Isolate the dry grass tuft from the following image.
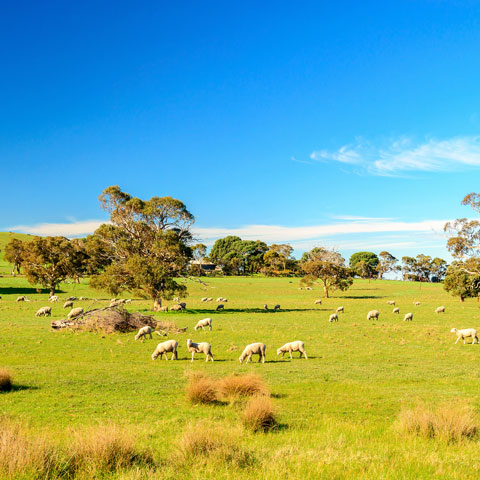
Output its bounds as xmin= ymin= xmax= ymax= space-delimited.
xmin=242 ymin=396 xmax=278 ymax=432
xmin=186 ymin=373 xmax=219 ymax=405
xmin=0 ymin=369 xmax=12 ymax=392
xmin=218 ymin=373 xmax=270 ymax=399
xmin=396 ymin=402 xmax=479 ymax=442
xmin=176 ymin=422 xmax=254 ymax=468
xmin=70 ymin=424 xmax=153 ymax=473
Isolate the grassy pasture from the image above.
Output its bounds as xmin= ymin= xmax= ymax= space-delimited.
xmin=1 ymin=274 xmax=480 ymax=478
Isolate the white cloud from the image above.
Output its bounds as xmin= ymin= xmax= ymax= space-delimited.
xmin=8 ymin=220 xmax=107 ymax=237
xmin=310 ymin=135 xmax=480 ymax=176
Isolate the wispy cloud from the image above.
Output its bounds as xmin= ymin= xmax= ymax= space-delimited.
xmin=8 ymin=220 xmax=107 ymax=237
xmin=310 ymin=135 xmax=480 ymax=176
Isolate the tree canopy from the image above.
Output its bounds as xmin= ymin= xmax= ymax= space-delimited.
xmin=349 ymin=251 xmax=379 ymax=279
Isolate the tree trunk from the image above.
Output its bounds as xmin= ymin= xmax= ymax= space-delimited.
xmin=323 ymin=283 xmax=329 ymax=298
xmin=49 ymin=285 xmax=56 ymax=296
xmin=460 ymin=295 xmax=465 ymax=302
xmin=11 ymin=268 xmax=16 ymax=277
xmin=153 ymin=297 xmax=162 ymax=311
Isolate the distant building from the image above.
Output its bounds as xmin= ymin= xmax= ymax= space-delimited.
xmin=190 ymin=260 xmax=220 ymax=272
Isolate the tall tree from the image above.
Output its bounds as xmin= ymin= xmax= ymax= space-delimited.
xmin=301 ymin=247 xmax=353 ymax=297
xmin=349 ymin=251 xmax=378 ymax=279
xmin=89 ymin=186 xmax=194 ymax=310
xmin=3 ymin=238 xmax=25 ymax=276
xmin=444 ymin=260 xmax=480 ymax=301
xmin=376 ymin=251 xmax=399 ymax=279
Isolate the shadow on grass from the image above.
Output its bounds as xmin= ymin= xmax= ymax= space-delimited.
xmin=0 ymin=384 xmax=38 ymax=393
xmin=342 ymin=295 xmax=386 ymax=299
xmin=155 ymin=308 xmax=327 ymax=315
xmin=0 ymin=287 xmax=65 ymax=296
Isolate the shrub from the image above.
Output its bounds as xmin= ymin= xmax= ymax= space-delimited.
xmin=396 ymin=402 xmax=478 ymax=442
xmin=0 ymin=369 xmax=12 ymax=392
xmin=242 ymin=396 xmax=278 ymax=432
xmin=186 ymin=373 xmax=219 ymax=405
xmin=176 ymin=422 xmax=254 ymax=468
xmin=218 ymin=373 xmax=269 ymax=399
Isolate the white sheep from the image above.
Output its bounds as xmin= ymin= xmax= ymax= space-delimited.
xmin=314 ymin=299 xmax=322 ymax=305
xmin=194 ymin=318 xmax=212 ymax=331
xmin=48 ymin=295 xmax=58 ymax=303
xmin=158 ymin=306 xmax=169 ymax=312
xmin=336 ymin=306 xmax=344 ymax=313
xmin=277 ymin=341 xmax=308 ymax=359
xmin=222 ymin=298 xmax=228 ymax=302
xmin=79 ymin=296 xmax=87 ymax=301
xmin=305 ymin=286 xmax=312 ymax=290
xmin=170 ymin=305 xmax=183 ymax=312
xmin=67 ymin=307 xmax=83 ymax=320
xmin=173 ymin=297 xmax=180 ymax=302
xmin=414 ymin=302 xmax=421 ymax=306
xmin=367 ymin=310 xmax=380 ymax=320
xmin=450 ymin=328 xmax=479 ymax=345
xmin=403 ymin=312 xmax=413 ymax=322
xmin=387 ymin=300 xmax=395 ymax=306
xmin=134 ymin=326 xmax=165 ymax=341
xmin=435 ymin=306 xmax=445 ymax=314
xmin=201 ymin=297 xmax=208 ymax=302
xmin=216 ymin=297 xmax=223 ymax=302
xmin=125 ymin=299 xmax=132 ymax=304
xmin=66 ymin=296 xmax=77 ymax=301
xmin=263 ymin=304 xmax=269 ymax=311
xmin=216 ymin=304 xmax=224 ymax=311
xmin=152 ymin=340 xmax=178 ymax=360
xmin=35 ymin=306 xmax=52 ymax=317
xmin=239 ymin=343 xmax=266 ymax=364
xmin=63 ymin=301 xmax=74 ymax=308
xmin=329 ymin=313 xmax=338 ymax=322
xmin=206 ymin=297 xmax=213 ymax=302
xmin=393 ymin=307 xmax=400 ymax=314
xmin=16 ymin=296 xmax=29 ymax=302
xmin=186 ymin=339 xmax=214 ymax=362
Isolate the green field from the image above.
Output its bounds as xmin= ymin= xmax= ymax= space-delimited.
xmin=1 ymin=274 xmax=480 ymax=479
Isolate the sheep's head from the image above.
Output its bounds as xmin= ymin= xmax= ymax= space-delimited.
xmin=187 ymin=339 xmax=192 ymax=346
xmin=450 ymin=328 xmax=457 ymax=334
xmin=152 ymin=351 xmax=160 ymax=360
xmin=239 ymin=354 xmax=245 ymax=363
xmin=276 ymin=348 xmax=282 ymax=356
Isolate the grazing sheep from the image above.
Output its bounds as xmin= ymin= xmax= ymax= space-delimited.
xmin=35 ymin=306 xmax=52 ymax=317
xmin=48 ymin=295 xmax=58 ymax=303
xmin=186 ymin=339 xmax=214 ymax=362
xmin=16 ymin=296 xmax=29 ymax=302
xmin=206 ymin=297 xmax=213 ymax=302
xmin=387 ymin=300 xmax=395 ymax=306
xmin=222 ymin=298 xmax=228 ymax=303
xmin=274 ymin=304 xmax=281 ymax=311
xmin=263 ymin=304 xmax=268 ymax=311
xmin=201 ymin=297 xmax=208 ymax=302
xmin=314 ymin=299 xmax=322 ymax=305
xmin=216 ymin=304 xmax=224 ymax=311
xmin=403 ymin=312 xmax=413 ymax=322
xmin=110 ymin=299 xmax=123 ymax=307
xmin=125 ymin=299 xmax=132 ymax=304
xmin=239 ymin=342 xmax=266 ymax=364
xmin=159 ymin=306 xmax=169 ymax=312
xmin=435 ymin=306 xmax=446 ymax=314
xmin=63 ymin=301 xmax=74 ymax=309
xmin=152 ymin=340 xmax=178 ymax=360
xmin=134 ymin=326 xmax=165 ymax=341
xmin=67 ymin=307 xmax=83 ymax=320
xmin=305 ymin=286 xmax=312 ymax=290
xmin=173 ymin=297 xmax=180 ymax=302
xmin=414 ymin=302 xmax=421 ymax=306
xmin=451 ymin=328 xmax=479 ymax=345
xmin=367 ymin=310 xmax=380 ymax=321
xmin=194 ymin=318 xmax=213 ymax=331
xmin=393 ymin=307 xmax=400 ymax=314
xmin=329 ymin=313 xmax=338 ymax=322
xmin=277 ymin=341 xmax=308 ymax=359
xmin=216 ymin=297 xmax=223 ymax=302
xmin=170 ymin=305 xmax=183 ymax=312
xmin=79 ymin=296 xmax=87 ymax=301
xmin=66 ymin=296 xmax=77 ymax=301
xmin=336 ymin=306 xmax=344 ymax=313
xmin=298 ymin=287 xmax=303 ymax=290
xmin=179 ymin=302 xmax=187 ymax=310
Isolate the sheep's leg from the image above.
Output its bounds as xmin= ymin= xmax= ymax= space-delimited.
xmin=455 ymin=336 xmax=460 ymax=344
xmin=260 ymin=353 xmax=265 ymax=364
xmin=246 ymin=354 xmax=251 ymax=364
xmin=289 ymin=351 xmax=293 ymax=360
xmin=209 ymin=325 xmax=212 ymax=331
xmin=149 ymin=332 xmax=153 ymax=339
xmin=303 ymin=350 xmax=308 ymax=359
xmin=191 ymin=351 xmax=195 ymax=362
xmin=463 ymin=337 xmax=466 ymax=345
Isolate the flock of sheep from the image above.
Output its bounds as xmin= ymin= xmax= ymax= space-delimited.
xmin=18 ymin=290 xmax=480 ymax=364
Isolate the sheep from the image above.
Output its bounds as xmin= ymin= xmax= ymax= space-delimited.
xmin=435 ymin=306 xmax=446 ymax=314
xmin=16 ymin=296 xmax=29 ymax=302
xmin=239 ymin=342 xmax=266 ymax=364
xmin=263 ymin=304 xmax=269 ymax=311
xmin=450 ymin=328 xmax=479 ymax=345
xmin=159 ymin=306 xmax=169 ymax=312
xmin=186 ymin=339 xmax=214 ymax=362
xmin=222 ymin=298 xmax=228 ymax=303
xmin=125 ymin=299 xmax=132 ymax=304
xmin=194 ymin=318 xmax=212 ymax=331
xmin=216 ymin=297 xmax=223 ymax=302
xmin=35 ymin=306 xmax=52 ymax=317
xmin=216 ymin=304 xmax=224 ymax=311
xmin=152 ymin=339 xmax=178 ymax=360
xmin=336 ymin=306 xmax=344 ymax=313
xmin=414 ymin=302 xmax=421 ymax=306
xmin=134 ymin=326 xmax=166 ymax=341
xmin=367 ymin=310 xmax=380 ymax=321
xmin=67 ymin=307 xmax=84 ymax=320
xmin=110 ymin=299 xmax=124 ymax=307
xmin=63 ymin=301 xmax=74 ymax=309
xmin=206 ymin=297 xmax=213 ymax=302
xmin=314 ymin=299 xmax=322 ymax=305
xmin=170 ymin=305 xmax=183 ymax=312
xmin=387 ymin=300 xmax=395 ymax=306
xmin=79 ymin=296 xmax=87 ymax=301
xmin=66 ymin=296 xmax=77 ymax=301
xmin=274 ymin=304 xmax=281 ymax=311
xmin=173 ymin=297 xmax=180 ymax=302
xmin=305 ymin=286 xmax=313 ymax=290
xmin=329 ymin=313 xmax=338 ymax=322
xmin=201 ymin=297 xmax=208 ymax=302
xmin=277 ymin=341 xmax=308 ymax=359
xmin=48 ymin=295 xmax=58 ymax=303
xmin=393 ymin=307 xmax=400 ymax=314
xmin=179 ymin=302 xmax=187 ymax=310
xmin=403 ymin=312 xmax=413 ymax=322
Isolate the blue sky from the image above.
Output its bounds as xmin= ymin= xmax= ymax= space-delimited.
xmin=2 ymin=1 xmax=480 ymax=261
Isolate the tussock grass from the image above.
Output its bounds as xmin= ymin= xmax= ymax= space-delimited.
xmin=0 ymin=369 xmax=12 ymax=391
xmin=242 ymin=396 xmax=278 ymax=432
xmin=186 ymin=373 xmax=219 ymax=405
xmin=396 ymin=402 xmax=479 ymax=442
xmin=218 ymin=373 xmax=270 ymax=399
xmin=175 ymin=422 xmax=254 ymax=468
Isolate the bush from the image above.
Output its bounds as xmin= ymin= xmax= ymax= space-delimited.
xmin=218 ymin=373 xmax=270 ymax=399
xmin=396 ymin=402 xmax=478 ymax=442
xmin=242 ymin=396 xmax=278 ymax=432
xmin=0 ymin=369 xmax=12 ymax=392
xmin=186 ymin=373 xmax=219 ymax=405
